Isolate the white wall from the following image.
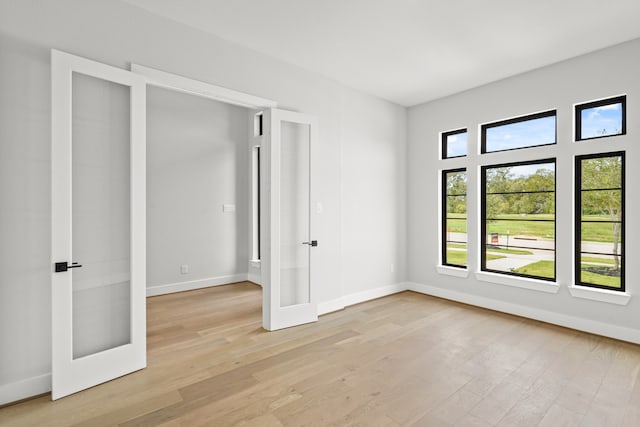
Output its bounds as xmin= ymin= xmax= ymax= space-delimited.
xmin=341 ymin=93 xmax=407 ymax=294
xmin=146 ymin=86 xmax=249 ymax=294
xmin=407 ymin=39 xmax=640 ymax=341
xmin=0 ymin=0 xmax=407 ymax=403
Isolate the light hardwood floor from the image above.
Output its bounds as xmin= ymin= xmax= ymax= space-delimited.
xmin=2 ymin=282 xmax=640 ymax=426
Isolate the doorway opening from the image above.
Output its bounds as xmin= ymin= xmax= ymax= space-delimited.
xmin=51 ymin=52 xmax=318 ymax=399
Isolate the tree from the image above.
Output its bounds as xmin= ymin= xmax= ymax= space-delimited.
xmin=581 ymin=156 xmax=622 ymax=270
xmin=522 ymin=169 xmax=555 ymax=214
xmin=485 ymin=167 xmax=512 ymax=219
xmin=446 ymin=171 xmax=467 ymax=214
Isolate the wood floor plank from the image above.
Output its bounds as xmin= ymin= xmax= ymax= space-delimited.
xmin=2 ymin=283 xmax=640 ymax=427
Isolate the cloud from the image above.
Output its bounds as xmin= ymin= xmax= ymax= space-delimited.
xmin=593 ymin=104 xmax=621 ymax=112
xmin=587 ymin=110 xmax=601 ymax=120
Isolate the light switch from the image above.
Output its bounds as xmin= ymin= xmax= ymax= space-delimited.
xmin=316 ymin=202 xmax=323 ymax=214
xmin=223 ymin=204 xmax=236 ymax=213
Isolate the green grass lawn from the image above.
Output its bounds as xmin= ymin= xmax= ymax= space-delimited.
xmin=512 ymin=260 xmax=555 ymax=279
xmin=445 ymin=214 xmax=467 ymax=233
xmin=511 ymin=260 xmax=621 ymax=288
xmin=447 ymin=243 xmax=467 ymax=249
xmin=446 ymin=213 xmax=618 ymax=243
xmin=581 ymin=256 xmax=616 ymax=265
xmin=445 ymin=249 xmax=504 ymax=266
xmin=580 ymin=221 xmax=622 ymax=243
xmin=486 ymin=220 xmax=554 ymax=240
xmin=580 ymin=269 xmax=621 ymax=288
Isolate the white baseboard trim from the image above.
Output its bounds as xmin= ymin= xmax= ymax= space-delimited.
xmin=247 ymin=273 xmax=262 ymax=287
xmin=146 ymin=274 xmax=249 ymax=297
xmin=342 ymin=282 xmax=408 ymax=308
xmin=0 ymin=373 xmax=51 ymax=406
xmin=317 ymin=298 xmax=346 ymax=315
xmin=318 ymin=282 xmax=408 ymax=315
xmin=406 ymin=281 xmax=640 ymax=345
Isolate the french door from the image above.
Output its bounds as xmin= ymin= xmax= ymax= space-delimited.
xmin=51 ymin=50 xmax=146 ymax=399
xmin=50 ymin=51 xmax=316 ymax=399
xmin=261 ymin=109 xmax=318 ymax=330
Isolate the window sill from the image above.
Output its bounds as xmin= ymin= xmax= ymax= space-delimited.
xmin=568 ymin=285 xmax=630 ymax=306
xmin=475 ymin=271 xmax=559 ymax=294
xmin=437 ymin=265 xmax=469 ymax=278
xmin=249 ymin=260 xmax=261 ymax=269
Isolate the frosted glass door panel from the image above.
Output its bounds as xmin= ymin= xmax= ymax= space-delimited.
xmin=279 ymin=121 xmax=310 ymax=308
xmin=72 ymin=72 xmax=131 ymax=359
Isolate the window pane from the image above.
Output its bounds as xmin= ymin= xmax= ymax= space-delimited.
xmin=580 ymin=156 xmax=622 ymax=190
xmin=579 ymin=254 xmax=622 ymax=289
xmin=484 ymin=225 xmax=554 ymax=278
xmin=511 ymin=260 xmax=555 ymax=280
xmin=577 ymin=97 xmax=625 ymax=140
xmin=486 ymin=193 xmax=555 ymax=217
xmin=443 ymin=130 xmax=467 ymax=158
xmin=446 ymin=215 xmax=467 ymax=236
xmin=486 ymin=162 xmax=555 ymax=193
xmin=580 ymin=222 xmax=622 ymax=254
xmin=446 ymin=242 xmax=467 ymax=266
xmin=279 ymin=121 xmax=310 ymax=308
xmin=483 ymin=112 xmax=556 ymax=153
xmin=446 ymin=195 xmax=467 ymax=215
xmin=251 ymin=146 xmax=261 ymax=260
xmin=486 ymin=220 xmax=555 ymax=247
xmin=72 ymin=72 xmax=131 ymax=359
xmin=446 ymin=171 xmax=467 ymax=195
xmin=446 ymin=132 xmax=467 ymax=158
xmin=443 ymin=169 xmax=467 ymax=267
xmin=580 ymin=190 xmax=621 ymax=221
xmin=576 ymin=152 xmax=624 ymax=291
xmin=482 ymin=159 xmax=555 ymax=280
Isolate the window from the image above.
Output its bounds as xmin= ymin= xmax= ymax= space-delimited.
xmin=575 ymin=152 xmax=624 ymax=291
xmin=442 ymin=129 xmax=467 ymax=159
xmin=442 ymin=169 xmax=467 ymax=268
xmin=251 ymin=146 xmax=261 ymax=260
xmin=254 ymin=112 xmax=264 ymax=136
xmin=575 ymin=96 xmax=625 ymax=141
xmin=481 ymin=111 xmax=556 ymax=153
xmin=481 ymin=159 xmax=556 ymax=280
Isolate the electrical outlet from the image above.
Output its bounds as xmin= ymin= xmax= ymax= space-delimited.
xmin=390 ymin=263 xmax=395 ymax=273
xmin=180 ymin=264 xmax=189 ymax=274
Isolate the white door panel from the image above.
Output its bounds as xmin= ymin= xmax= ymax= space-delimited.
xmin=262 ymin=109 xmax=318 ymax=330
xmin=51 ymin=50 xmax=146 ymax=399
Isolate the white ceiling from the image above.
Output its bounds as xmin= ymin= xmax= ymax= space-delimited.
xmin=122 ymin=0 xmax=640 ymax=107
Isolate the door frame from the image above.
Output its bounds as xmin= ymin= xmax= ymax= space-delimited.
xmin=130 ymin=64 xmax=278 ymax=301
xmin=130 ymin=64 xmax=277 ymax=109
xmin=132 ymin=65 xmax=320 ymax=330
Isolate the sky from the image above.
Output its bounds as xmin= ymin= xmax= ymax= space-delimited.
xmin=485 ymin=115 xmax=556 ymax=152
xmin=445 ymin=102 xmax=621 ymax=157
xmin=446 ymin=132 xmax=467 ymax=157
xmin=499 ymin=162 xmax=555 ymax=179
xmin=581 ymin=102 xmax=623 ymax=139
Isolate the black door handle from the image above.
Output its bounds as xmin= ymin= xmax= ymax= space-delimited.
xmin=301 ymin=240 xmax=318 ymax=247
xmin=55 ymin=262 xmax=83 ymax=273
